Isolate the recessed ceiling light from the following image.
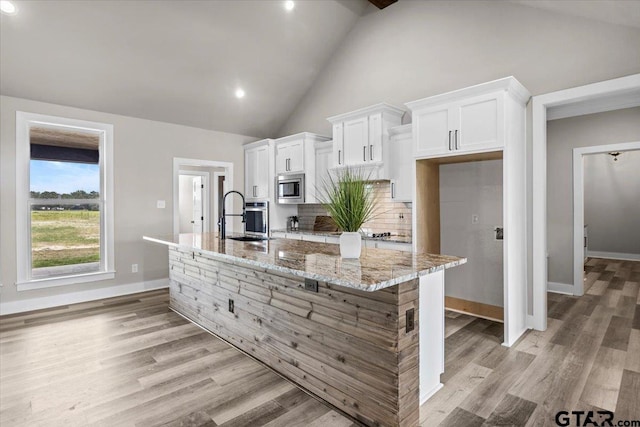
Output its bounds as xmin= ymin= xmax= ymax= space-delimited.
xmin=0 ymin=0 xmax=18 ymax=15
xmin=235 ymin=88 xmax=245 ymax=99
xmin=284 ymin=1 xmax=294 ymax=12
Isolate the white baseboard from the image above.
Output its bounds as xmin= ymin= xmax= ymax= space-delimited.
xmin=547 ymin=281 xmax=575 ymax=295
xmin=420 ymin=383 xmax=443 ymax=405
xmin=587 ymin=251 xmax=640 ymax=261
xmin=0 ymin=278 xmax=169 ymax=316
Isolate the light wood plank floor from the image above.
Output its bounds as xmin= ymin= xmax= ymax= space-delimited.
xmin=1 ymin=258 xmax=638 ymax=426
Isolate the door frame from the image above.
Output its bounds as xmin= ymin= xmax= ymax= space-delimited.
xmin=213 ymin=171 xmax=227 ymax=232
xmin=572 ymin=141 xmax=640 ymax=296
xmin=178 ymin=170 xmax=210 ymax=234
xmin=531 ymin=73 xmax=640 ymax=331
xmin=173 ymin=158 xmax=233 ymax=236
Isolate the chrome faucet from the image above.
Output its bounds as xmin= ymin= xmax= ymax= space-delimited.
xmin=219 ymin=190 xmax=246 ymax=239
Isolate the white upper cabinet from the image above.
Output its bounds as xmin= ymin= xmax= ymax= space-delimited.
xmin=244 ymin=139 xmax=272 ymax=200
xmin=406 ymin=77 xmax=530 ymax=159
xmin=332 ymin=123 xmax=344 ymax=167
xmin=388 ymin=124 xmax=413 ymax=202
xmin=273 ymin=132 xmax=331 ymax=203
xmin=327 ymin=103 xmax=404 ymax=179
xmin=275 ymin=138 xmax=304 ymax=174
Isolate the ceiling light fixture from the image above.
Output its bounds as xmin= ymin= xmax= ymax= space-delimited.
xmin=235 ymin=88 xmax=245 ymax=99
xmin=608 ymin=151 xmax=621 ymax=161
xmin=0 ymin=0 xmax=18 ymax=15
xmin=284 ymin=1 xmax=295 ymax=12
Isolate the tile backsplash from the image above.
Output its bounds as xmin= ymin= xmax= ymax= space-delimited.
xmin=298 ymin=181 xmax=412 ymax=236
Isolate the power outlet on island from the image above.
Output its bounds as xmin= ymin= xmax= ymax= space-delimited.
xmin=131 ymin=264 xmax=138 ymax=273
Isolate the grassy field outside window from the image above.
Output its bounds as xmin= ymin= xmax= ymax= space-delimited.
xmin=31 ymin=210 xmax=100 ymax=268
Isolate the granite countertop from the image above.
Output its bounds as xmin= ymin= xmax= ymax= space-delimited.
xmin=271 ymin=229 xmax=413 ymax=245
xmin=144 ymin=232 xmax=465 ymax=292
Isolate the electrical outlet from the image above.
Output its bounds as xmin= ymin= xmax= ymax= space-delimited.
xmin=304 ymin=278 xmax=319 ymax=293
xmin=228 ymin=299 xmax=234 ymax=313
xmin=156 ymin=200 xmax=166 ymax=209
xmin=472 ymin=214 xmax=479 ymax=224
xmin=131 ymin=264 xmax=138 ymax=273
xmin=406 ymin=308 xmax=415 ymax=332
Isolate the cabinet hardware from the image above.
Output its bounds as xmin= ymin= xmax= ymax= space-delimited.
xmin=370 ymin=144 xmax=373 ymax=160
xmin=338 ymin=149 xmax=342 ymax=165
xmin=455 ymin=130 xmax=459 ymax=150
xmin=448 ymin=130 xmax=452 ymax=151
xmin=363 ymin=146 xmax=366 ymax=162
xmin=391 ymin=182 xmax=395 ymax=199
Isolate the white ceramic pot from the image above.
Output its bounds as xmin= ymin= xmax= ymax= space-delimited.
xmin=339 ymin=232 xmax=362 ymax=259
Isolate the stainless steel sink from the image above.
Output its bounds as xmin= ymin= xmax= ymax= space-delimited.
xmin=228 ymin=236 xmax=269 ymax=242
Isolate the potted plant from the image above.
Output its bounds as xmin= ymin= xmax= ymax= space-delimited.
xmin=317 ymin=167 xmax=376 ymax=258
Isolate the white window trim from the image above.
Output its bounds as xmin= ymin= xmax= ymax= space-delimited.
xmin=15 ymin=112 xmax=115 ymax=291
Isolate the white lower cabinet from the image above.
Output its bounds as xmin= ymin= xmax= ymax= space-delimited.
xmin=375 ymin=241 xmax=412 ymax=252
xmin=301 ymin=234 xmax=326 ymax=243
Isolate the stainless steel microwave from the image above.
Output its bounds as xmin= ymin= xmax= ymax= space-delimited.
xmin=276 ymin=174 xmax=305 ymax=204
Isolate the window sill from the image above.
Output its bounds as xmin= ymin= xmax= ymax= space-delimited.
xmin=16 ymin=270 xmax=116 ymax=291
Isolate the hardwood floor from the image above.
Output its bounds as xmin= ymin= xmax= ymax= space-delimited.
xmin=422 ymin=257 xmax=640 ymax=426
xmin=1 ymin=258 xmax=638 ymax=426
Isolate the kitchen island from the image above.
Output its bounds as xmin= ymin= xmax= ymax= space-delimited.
xmin=144 ymin=233 xmax=465 ymax=426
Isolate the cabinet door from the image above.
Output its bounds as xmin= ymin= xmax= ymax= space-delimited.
xmin=367 ymin=113 xmax=383 ymax=163
xmin=415 ymin=106 xmax=451 ymax=157
xmin=245 ymin=149 xmax=257 ymax=198
xmin=315 ymin=143 xmax=333 ymax=201
xmin=332 ymin=123 xmax=344 ymax=167
xmin=287 ymin=140 xmax=304 ymax=173
xmin=454 ymin=93 xmax=504 ymax=152
xmin=343 ymin=117 xmax=369 ymax=165
xmin=275 ymin=144 xmax=289 ymax=175
xmin=276 ymin=140 xmax=304 ymax=174
xmin=255 ymin=145 xmax=269 ymax=198
xmin=389 ymin=135 xmax=413 ymax=202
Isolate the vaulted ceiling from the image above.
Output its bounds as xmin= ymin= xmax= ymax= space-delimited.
xmin=1 ymin=0 xmax=638 ymax=139
xmin=0 ymin=0 xmax=368 ymax=138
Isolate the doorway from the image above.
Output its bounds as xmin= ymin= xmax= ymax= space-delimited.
xmin=178 ymin=171 xmax=209 ymax=234
xmin=531 ymin=73 xmax=640 ymax=331
xmin=172 ymin=158 xmax=233 ymax=236
xmin=573 ymin=143 xmax=640 ymax=295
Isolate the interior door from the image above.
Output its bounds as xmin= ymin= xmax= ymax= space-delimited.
xmin=192 ymin=176 xmax=203 ymax=234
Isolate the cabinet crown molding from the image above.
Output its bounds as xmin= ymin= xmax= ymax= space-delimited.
xmin=274 ymin=132 xmax=331 ymax=145
xmin=388 ymin=123 xmax=412 ymax=139
xmin=243 ymin=138 xmax=273 ymax=150
xmin=327 ymin=102 xmax=405 ymax=124
xmin=405 ymin=76 xmax=531 ymax=111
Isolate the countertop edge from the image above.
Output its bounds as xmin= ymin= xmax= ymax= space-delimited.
xmin=144 ymin=236 xmax=467 ymax=292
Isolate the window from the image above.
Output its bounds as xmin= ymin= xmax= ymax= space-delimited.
xmin=16 ymin=112 xmax=114 ymax=290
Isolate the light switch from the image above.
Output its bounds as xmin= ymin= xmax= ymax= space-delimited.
xmin=157 ymin=200 xmax=166 ymax=209
xmin=472 ymin=214 xmax=479 ymax=224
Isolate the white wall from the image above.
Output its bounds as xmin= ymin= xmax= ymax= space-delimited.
xmin=0 ymin=95 xmax=256 ymax=313
xmin=440 ymin=160 xmax=504 ymax=307
xmin=547 ymin=107 xmax=640 ymax=285
xmin=277 ymin=1 xmax=640 ymax=137
xmin=584 ymin=150 xmax=640 ymax=256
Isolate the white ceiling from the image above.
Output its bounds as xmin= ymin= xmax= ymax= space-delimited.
xmin=1 ymin=1 xmax=638 ymax=138
xmin=0 ymin=0 xmax=367 ymax=138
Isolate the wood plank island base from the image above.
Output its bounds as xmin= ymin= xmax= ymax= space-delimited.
xmin=143 ymin=233 xmax=465 ymax=426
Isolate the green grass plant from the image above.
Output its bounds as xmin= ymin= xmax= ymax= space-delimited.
xmin=317 ymin=167 xmax=377 ymax=233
